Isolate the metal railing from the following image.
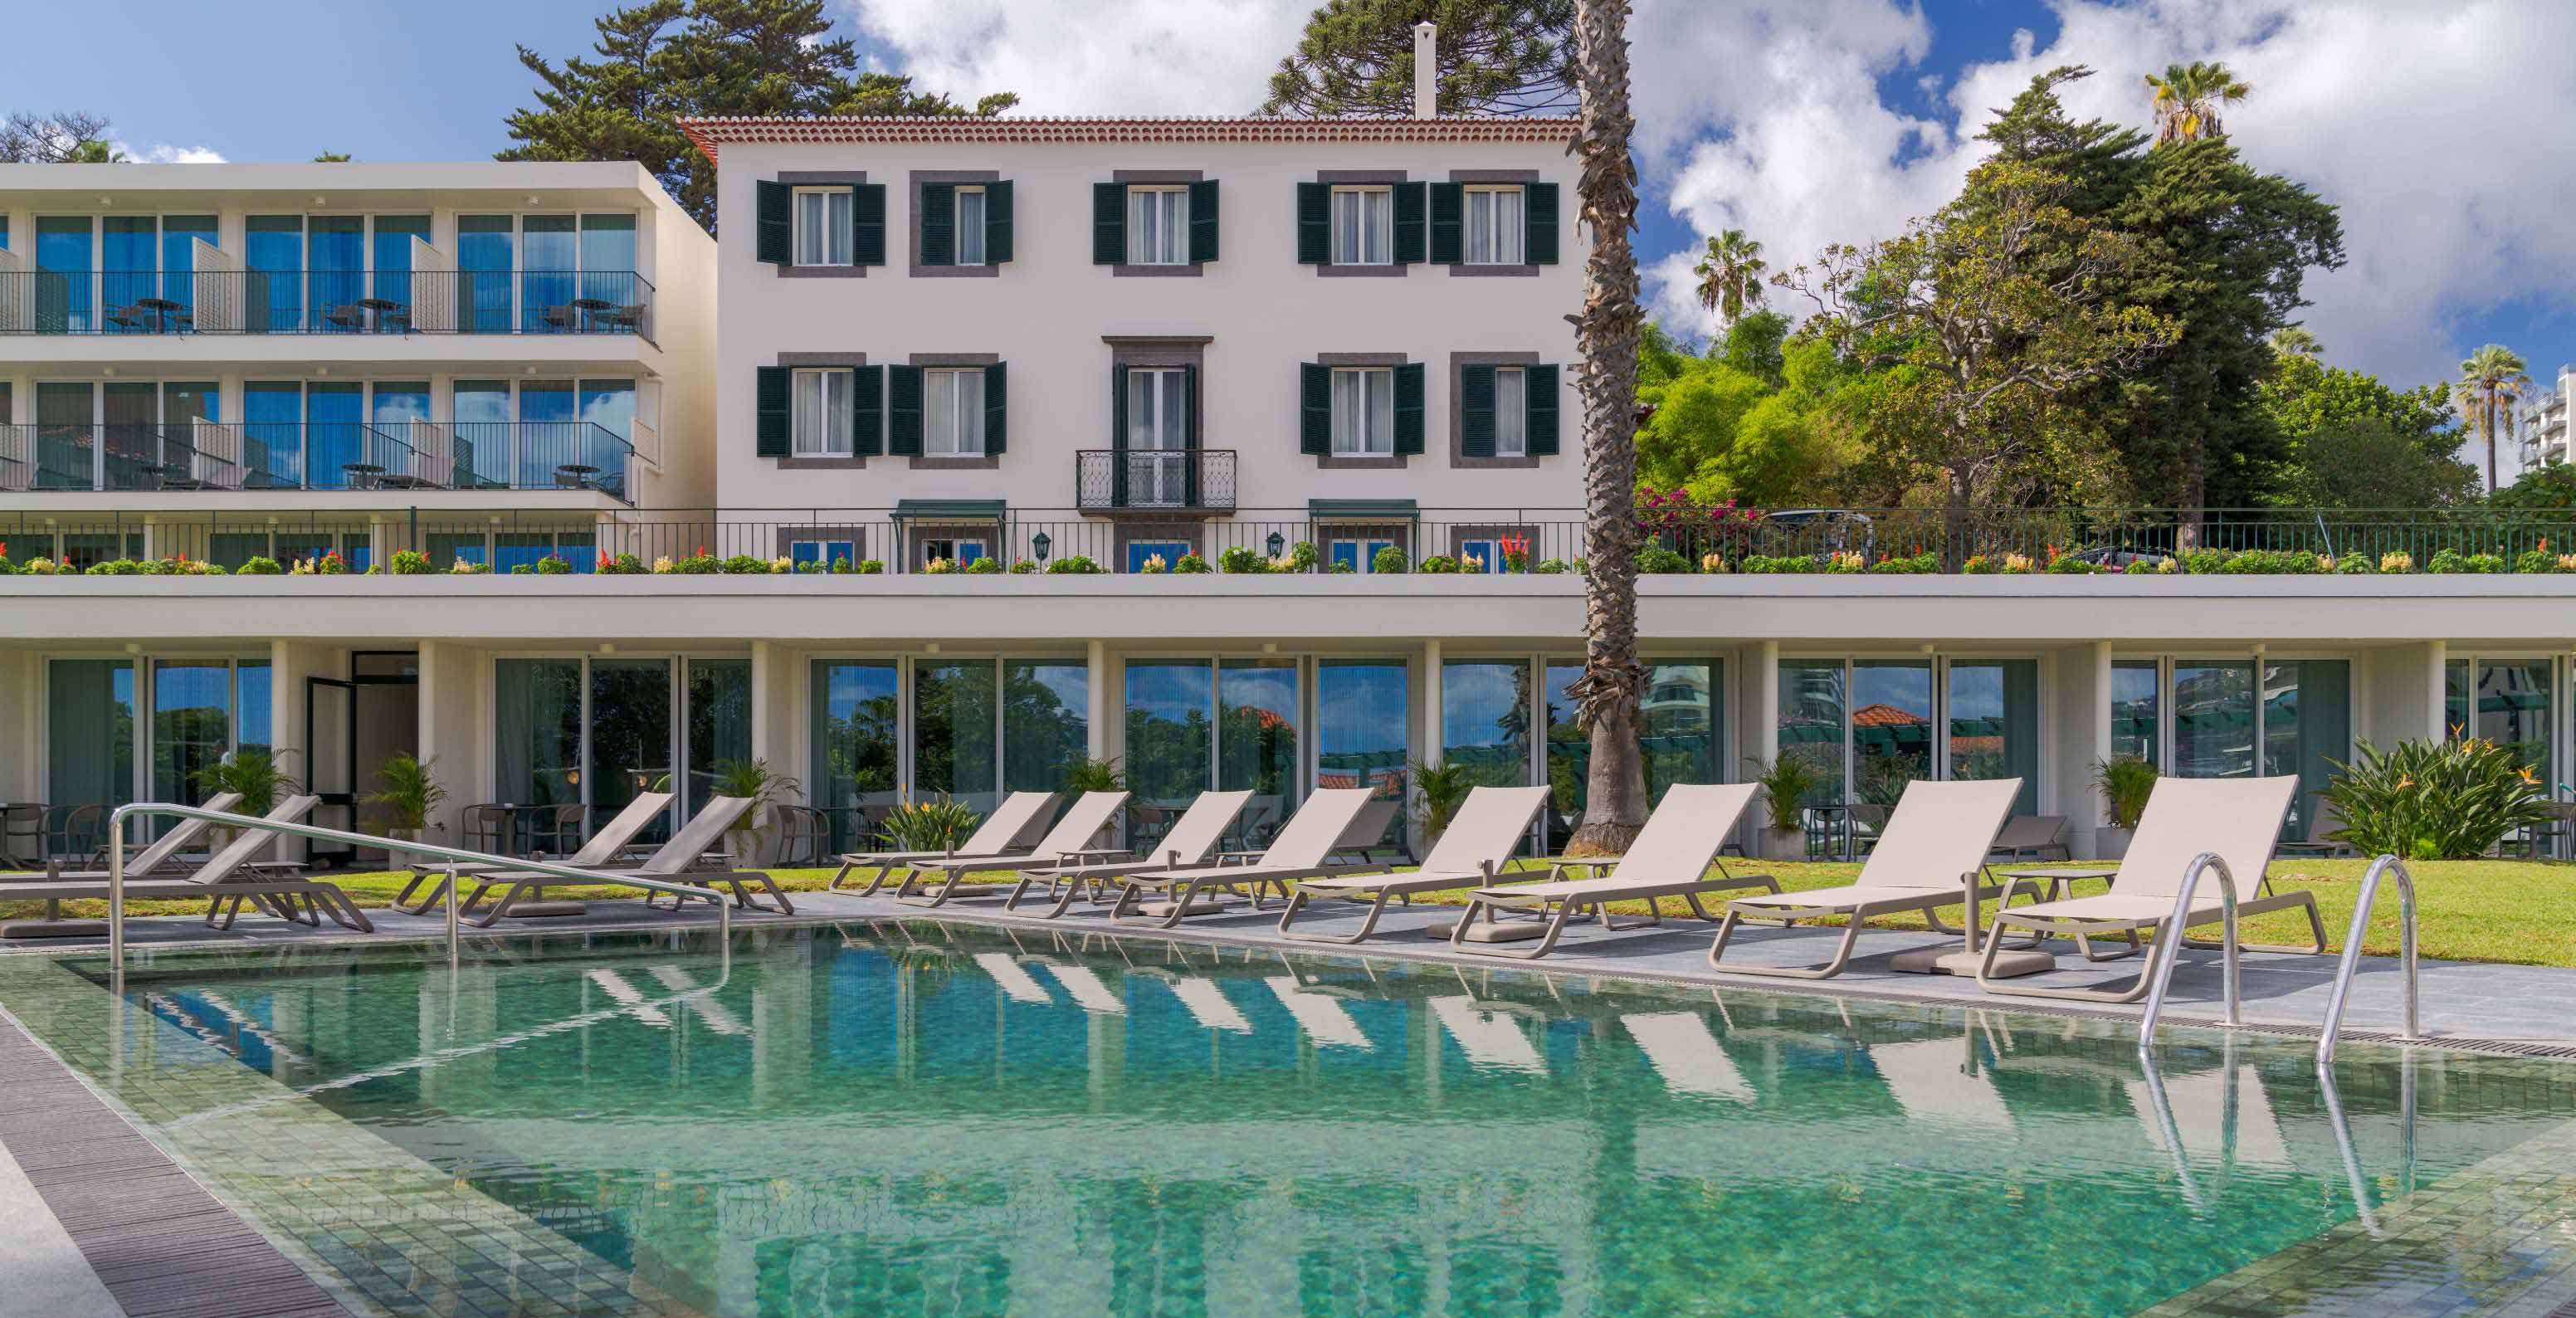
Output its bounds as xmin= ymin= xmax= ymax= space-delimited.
xmin=2315 ymin=854 xmax=2420 ymax=1067
xmin=104 ymin=802 xmax=733 ymax=990
xmin=0 ymin=269 xmax=652 ymax=338
xmin=0 ymin=422 xmax=633 ymax=499
xmin=2136 ymin=852 xmax=2242 ymax=1054
xmin=1075 ymin=449 xmax=1238 ymax=512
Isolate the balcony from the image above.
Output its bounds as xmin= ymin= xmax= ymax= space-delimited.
xmin=1075 ymin=449 xmax=1237 ymax=513
xmin=0 ymin=422 xmax=635 ymax=500
xmin=0 ymin=270 xmax=653 ymax=338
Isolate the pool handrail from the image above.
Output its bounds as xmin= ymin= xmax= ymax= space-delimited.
xmin=2135 ymin=851 xmax=2242 ymax=1055
xmin=107 ymin=802 xmax=734 ymax=985
xmin=2315 ymin=853 xmax=2419 ymax=1067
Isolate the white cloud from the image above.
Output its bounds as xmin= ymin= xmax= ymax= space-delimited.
xmin=845 ymin=0 xmax=1311 ymax=115
xmin=115 ymin=142 xmax=226 ymax=164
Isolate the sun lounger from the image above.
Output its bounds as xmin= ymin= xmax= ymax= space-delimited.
xmin=1989 ymin=814 xmax=2071 ymax=862
xmin=1976 ymin=775 xmax=2325 ymax=1003
xmin=1708 ymin=778 xmax=2023 ymax=979
xmin=0 ymin=791 xmax=242 ymax=881
xmin=1095 ymin=788 xmax=1382 ymax=929
xmin=828 ymin=790 xmax=1057 ymax=893
xmin=0 ymin=796 xmax=375 ymax=938
xmin=1446 ymin=783 xmax=1782 ymax=959
xmin=392 ymin=791 xmax=675 ymax=913
xmin=448 ymin=796 xmax=778 ymax=925
xmin=1276 ymin=785 xmax=1553 ymax=945
xmin=1005 ymin=790 xmax=1253 ymax=916
xmin=889 ymin=791 xmax=1134 ymax=907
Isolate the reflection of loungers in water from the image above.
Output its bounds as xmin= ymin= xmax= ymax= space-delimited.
xmin=588 ymin=968 xmax=672 ymax=1027
xmin=1266 ymin=975 xmax=1372 ymax=1049
xmin=646 ymin=965 xmax=749 ymax=1036
xmin=971 ymin=952 xmax=1056 ymax=1005
xmin=1868 ymin=1034 xmax=2015 ymax=1135
xmin=1035 ymin=960 xmax=1127 ymax=1013
xmin=1430 ymin=995 xmax=1547 ymax=1074
xmin=1619 ymin=1012 xmax=1750 ymax=1101
xmin=589 ymin=966 xmax=749 ymax=1036
xmin=2127 ymin=1065 xmax=2291 ymax=1169
xmin=1153 ymin=973 xmax=1252 ymax=1032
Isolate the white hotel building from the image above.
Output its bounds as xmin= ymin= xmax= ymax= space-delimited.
xmin=0 ymin=124 xmax=2566 ymax=866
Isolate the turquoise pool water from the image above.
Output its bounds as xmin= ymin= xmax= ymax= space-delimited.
xmin=12 ymin=920 xmax=2574 ymax=1317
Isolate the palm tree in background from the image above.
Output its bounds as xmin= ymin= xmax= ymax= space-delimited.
xmin=1692 ymin=228 xmax=1767 ymax=330
xmin=1564 ymin=0 xmax=1647 ymax=855
xmin=2144 ymin=61 xmax=2250 ymax=144
xmin=2456 ymin=344 xmax=2530 ymax=494
xmin=2267 ymin=327 xmax=2321 ymax=359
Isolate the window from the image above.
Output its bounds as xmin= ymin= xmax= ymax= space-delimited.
xmin=1125 ymin=367 xmax=1191 ymax=506
xmin=1331 ymin=367 xmax=1395 ymax=455
xmin=1458 ymin=539 xmax=1503 ymax=572
xmin=793 ymin=368 xmax=855 ymax=456
xmin=788 ymin=539 xmax=857 ymax=569
xmin=1328 ymin=538 xmax=1398 ymax=574
xmin=1465 ymin=186 xmax=1525 ymax=265
xmin=924 ymin=368 xmax=985 ymax=456
xmin=1494 ymin=367 xmax=1528 ymax=457
xmin=794 ymin=188 xmax=852 ymax=266
xmin=1126 ymin=539 xmax=1189 ymax=573
xmin=1332 ymin=187 xmax=1393 ymax=265
xmin=920 ymin=536 xmax=988 ymax=569
xmin=954 ymin=187 xmax=986 ymax=266
xmin=1127 ymin=186 xmax=1188 ymax=265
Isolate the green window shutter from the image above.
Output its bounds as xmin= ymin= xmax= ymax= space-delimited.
xmin=1525 ymin=183 xmax=1559 ymax=265
xmin=888 ymin=364 xmax=923 ymax=456
xmin=983 ymin=362 xmax=1007 ymax=456
xmin=1295 ymin=183 xmax=1330 ymax=265
xmin=1094 ymin=183 xmax=1126 ymax=264
xmin=1460 ymin=364 xmax=1496 ymax=458
xmin=920 ymin=183 xmax=955 ymax=266
xmin=1299 ymin=363 xmax=1331 ymax=455
xmin=852 ymin=183 xmax=887 ymax=266
xmin=852 ymin=364 xmax=884 ymax=456
xmin=1188 ymin=178 xmax=1220 ymax=264
xmin=1110 ymin=365 xmax=1130 ymax=506
xmin=755 ymin=366 xmax=788 ymax=456
xmin=1428 ymin=183 xmax=1464 ymax=265
xmin=1525 ymin=364 xmax=1559 ymax=456
xmin=755 ymin=180 xmax=791 ymax=266
xmin=1393 ymin=182 xmax=1427 ymax=265
xmin=1393 ymin=362 xmax=1425 ymax=455
xmin=985 ymin=180 xmax=1013 ymax=263
xmin=1182 ymin=362 xmax=1202 ymax=505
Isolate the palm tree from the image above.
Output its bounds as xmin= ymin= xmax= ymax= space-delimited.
xmin=2267 ymin=327 xmax=2321 ymax=359
xmin=2144 ymin=61 xmax=2250 ymax=144
xmin=2456 ymin=344 xmax=2531 ymax=493
xmin=1564 ymin=0 xmax=1647 ymax=856
xmin=1692 ymin=228 xmax=1767 ymax=330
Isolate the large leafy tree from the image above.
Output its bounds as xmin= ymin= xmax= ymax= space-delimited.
xmin=1261 ymin=0 xmax=1575 ymax=116
xmin=2144 ymin=61 xmax=2250 ymax=144
xmin=2456 ymin=344 xmax=2531 ymax=494
xmin=2260 ymin=354 xmax=2474 ymax=507
xmin=0 ymin=110 xmax=115 ymax=163
xmin=1564 ymin=0 xmax=1647 ymax=855
xmin=501 ymin=0 xmax=1016 ymax=232
xmin=1691 ymin=228 xmax=1767 ymax=331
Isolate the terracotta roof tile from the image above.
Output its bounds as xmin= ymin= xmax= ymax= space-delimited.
xmin=676 ymin=115 xmax=1578 ymax=164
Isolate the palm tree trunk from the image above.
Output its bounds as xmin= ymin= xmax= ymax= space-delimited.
xmin=2483 ymin=385 xmax=2500 ymax=493
xmin=1565 ymin=0 xmax=1647 ymax=857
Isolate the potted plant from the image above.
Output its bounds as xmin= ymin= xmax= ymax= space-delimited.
xmin=2091 ymin=756 xmax=2158 ymax=859
xmin=1407 ymin=759 xmax=1475 ymax=849
xmin=711 ymin=759 xmax=802 ymax=866
xmin=363 ymin=753 xmax=446 ymax=847
xmin=1746 ymin=755 xmax=1823 ymax=860
xmin=193 ymin=749 xmax=300 ymax=847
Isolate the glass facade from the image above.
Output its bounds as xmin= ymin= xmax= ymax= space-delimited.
xmin=1316 ymin=660 xmax=1408 ymax=797
xmin=1125 ymin=661 xmax=1214 ymax=805
xmin=1442 ymin=661 xmax=1533 ymax=790
xmin=1851 ymin=661 xmax=1934 ymax=813
xmin=1003 ymin=662 xmax=1090 ymax=793
xmin=1947 ymin=660 xmax=2038 ymax=813
xmin=495 ymin=659 xmax=583 ymax=808
xmin=589 ymin=659 xmax=674 ymax=841
xmin=1219 ymin=660 xmax=1300 ymax=842
xmin=47 ymin=660 xmax=134 ymax=809
xmin=810 ymin=661 xmax=898 ymax=852
xmin=1774 ymin=657 xmax=2045 ymax=847
xmin=914 ymin=661 xmax=998 ymax=812
xmin=685 ymin=660 xmax=754 ymax=822
xmin=2266 ymin=661 xmax=2352 ymax=842
xmin=151 ymin=661 xmax=235 ymax=806
xmin=1776 ymin=660 xmax=1847 ymax=812
xmin=2172 ymin=662 xmax=2256 ymax=779
xmin=2111 ymin=660 xmax=2161 ymax=765
xmin=2448 ymin=659 xmax=2554 ymax=791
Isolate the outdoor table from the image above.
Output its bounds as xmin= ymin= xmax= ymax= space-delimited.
xmin=554 ymin=462 xmax=601 ymax=490
xmin=342 ymin=461 xmax=386 ymax=491
xmin=357 ymin=297 xmax=403 ymax=332
xmin=134 ymin=296 xmax=186 ymax=332
xmin=571 ymin=296 xmax=613 ymax=331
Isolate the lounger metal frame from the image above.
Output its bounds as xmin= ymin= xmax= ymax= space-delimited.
xmin=1451 ymin=857 xmax=1782 ymax=960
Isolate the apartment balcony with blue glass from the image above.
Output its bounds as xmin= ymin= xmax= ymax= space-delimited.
xmin=0 ymin=213 xmax=651 ymax=339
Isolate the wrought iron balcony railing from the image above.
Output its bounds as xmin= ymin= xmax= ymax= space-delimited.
xmin=0 ymin=269 xmax=653 ymax=338
xmin=1075 ymin=449 xmax=1237 ymax=512
xmin=0 ymin=422 xmax=635 ymax=500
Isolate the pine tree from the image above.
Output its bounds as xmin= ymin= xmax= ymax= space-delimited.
xmin=1261 ymin=0 xmax=1575 ymax=116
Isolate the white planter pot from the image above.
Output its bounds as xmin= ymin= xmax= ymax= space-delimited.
xmin=1760 ymin=826 xmax=1808 ymax=861
xmin=724 ymin=832 xmax=764 ymax=869
xmin=2094 ymin=827 xmax=2133 ymax=861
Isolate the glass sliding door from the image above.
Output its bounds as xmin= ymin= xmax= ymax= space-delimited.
xmin=457 ymin=216 xmax=515 ymax=332
xmin=519 ymin=379 xmax=574 ymax=490
xmin=1947 ymin=660 xmax=2037 ymax=814
xmin=685 ymin=660 xmax=752 ymax=823
xmin=48 ymin=660 xmax=135 ymax=810
xmin=578 ymin=378 xmax=635 ymax=495
xmin=1219 ymin=659 xmax=1299 ymax=844
xmin=161 ymin=216 xmax=217 ymax=316
xmin=372 ymin=214 xmax=431 ymax=324
xmin=2111 ymin=660 xmax=2160 ymax=765
xmin=1775 ymin=661 xmax=1847 ymax=834
xmin=1125 ymin=661 xmax=1213 ymax=808
xmin=164 ymin=381 xmax=221 ymax=486
xmin=245 ymin=215 xmax=303 ymax=332
xmin=243 ymin=381 xmax=303 ymax=488
xmin=811 ymin=661 xmax=898 ymax=852
xmin=495 ymin=659 xmax=583 ymax=808
xmin=2264 ymin=661 xmax=2350 ymax=842
xmin=35 ymin=380 xmax=91 ymax=490
xmin=100 ymin=380 xmax=156 ymax=491
xmin=305 ymin=381 xmax=364 ymax=490
xmin=580 ymin=213 xmax=637 ymax=308
xmin=1642 ymin=661 xmax=1721 ymax=803
xmin=1003 ymin=661 xmax=1089 ymax=792
xmin=452 ymin=380 xmax=511 ymax=488
xmin=34 ymin=215 xmax=93 ymax=333
xmin=307 ymin=215 xmax=364 ymax=330
xmin=1541 ymin=662 xmax=1585 ymax=847
xmin=1317 ymin=660 xmax=1408 ymax=798
xmin=1442 ymin=661 xmax=1533 ymax=789
xmin=914 ymin=660 xmax=998 ymax=813
xmin=589 ymin=659 xmax=674 ymax=842
xmin=2172 ymin=662 xmax=2257 ymax=778
xmin=101 ymin=216 xmax=154 ymax=333
xmin=151 ymin=661 xmax=232 ymax=806
xmin=523 ymin=216 xmax=577 ymax=332
xmin=1851 ymin=661 xmax=1934 ymax=822
xmin=237 ymin=662 xmax=273 ymax=758
xmin=2449 ymin=659 xmax=2553 ymax=787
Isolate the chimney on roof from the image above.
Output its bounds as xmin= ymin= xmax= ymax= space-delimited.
xmin=1413 ymin=22 xmax=1437 ymax=119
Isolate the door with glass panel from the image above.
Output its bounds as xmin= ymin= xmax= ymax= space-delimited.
xmin=306 ymin=677 xmax=358 ymax=865
xmin=1124 ymin=367 xmax=1190 ymax=507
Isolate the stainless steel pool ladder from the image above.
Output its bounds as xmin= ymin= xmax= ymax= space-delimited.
xmin=2315 ymin=854 xmax=2418 ymax=1068
xmin=2136 ymin=852 xmax=2244 ymax=1055
xmin=105 ymin=802 xmax=734 ymax=990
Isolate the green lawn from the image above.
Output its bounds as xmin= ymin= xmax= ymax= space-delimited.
xmin=8 ymin=856 xmax=2567 ymax=969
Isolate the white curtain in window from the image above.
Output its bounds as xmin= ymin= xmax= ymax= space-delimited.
xmin=1331 ymin=189 xmax=1391 ymax=265
xmin=928 ymin=369 xmax=984 ymax=455
xmin=1128 ymin=188 xmax=1188 ymax=265
xmin=796 ymin=190 xmax=851 ymax=266
xmin=958 ymin=189 xmax=985 ymax=266
xmin=1495 ymin=367 xmax=1526 ymax=455
xmin=1468 ymin=188 xmax=1524 ymax=265
xmin=1333 ymin=368 xmax=1392 ymax=454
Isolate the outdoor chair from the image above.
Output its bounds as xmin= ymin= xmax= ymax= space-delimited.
xmin=1447 ymin=783 xmax=1784 ymax=959
xmin=1275 ymin=786 xmax=1554 ymax=945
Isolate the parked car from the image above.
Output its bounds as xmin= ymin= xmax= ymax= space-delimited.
xmin=1756 ymin=510 xmax=1876 ymax=561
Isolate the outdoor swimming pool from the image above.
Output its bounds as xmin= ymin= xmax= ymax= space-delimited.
xmin=2 ymin=920 xmax=2570 ymax=1317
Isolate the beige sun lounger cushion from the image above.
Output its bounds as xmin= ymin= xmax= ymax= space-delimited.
xmin=1729 ymin=779 xmax=2023 ymax=911
xmin=1135 ymin=788 xmax=1381 ymax=885
xmin=919 ymin=791 xmax=1131 ymax=871
xmin=1997 ymin=776 xmax=2296 ymax=927
xmin=1474 ymin=783 xmax=1757 ymax=903
xmin=1295 ymin=785 xmax=1550 ymax=896
xmin=840 ymin=790 xmax=1057 ymax=864
xmin=1034 ymin=790 xmax=1253 ymax=876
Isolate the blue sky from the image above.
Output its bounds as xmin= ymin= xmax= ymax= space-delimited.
xmin=14 ymin=0 xmax=2569 ymax=420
